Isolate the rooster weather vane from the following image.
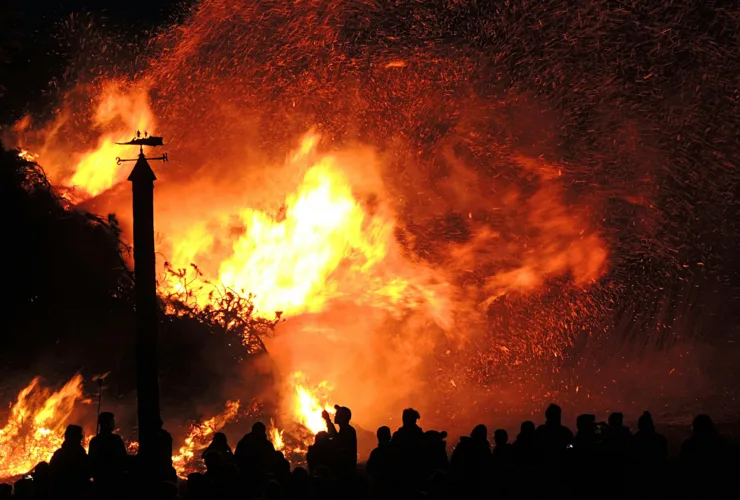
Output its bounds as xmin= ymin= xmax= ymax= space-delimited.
xmin=115 ymin=130 xmax=168 ymax=165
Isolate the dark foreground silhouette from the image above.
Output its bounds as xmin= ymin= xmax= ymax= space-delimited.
xmin=3 ymin=403 xmax=739 ymax=499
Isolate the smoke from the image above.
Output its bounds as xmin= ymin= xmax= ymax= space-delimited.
xmin=3 ymin=0 xmax=740 ymax=437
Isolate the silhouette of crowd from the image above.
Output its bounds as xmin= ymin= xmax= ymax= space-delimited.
xmin=3 ymin=403 xmax=738 ymax=499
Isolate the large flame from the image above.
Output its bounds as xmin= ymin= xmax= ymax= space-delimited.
xmin=167 ymin=134 xmax=407 ymax=317
xmin=4 ymin=72 xmax=609 ymax=466
xmin=0 ymin=376 xmax=86 ymax=478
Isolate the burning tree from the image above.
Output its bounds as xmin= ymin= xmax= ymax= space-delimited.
xmin=161 ymin=263 xmax=283 ymax=357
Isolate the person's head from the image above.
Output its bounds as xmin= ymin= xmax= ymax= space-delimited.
xmin=520 ymin=420 xmax=535 ymax=436
xmin=471 ymin=424 xmax=487 ymax=441
xmin=424 ymin=430 xmax=447 ymax=444
xmin=692 ymin=414 xmax=715 ymax=435
xmin=402 ymin=408 xmax=420 ymax=426
xmin=314 ymin=431 xmax=329 ymax=445
xmin=494 ymin=429 xmax=508 ymax=446
xmin=377 ymin=426 xmax=391 ymax=445
xmin=576 ymin=414 xmax=596 ymax=433
xmin=252 ymin=421 xmax=267 ymax=436
xmin=98 ymin=412 xmax=115 ymax=433
xmin=334 ymin=405 xmax=351 ymax=425
xmin=64 ymin=424 xmax=83 ymax=445
xmin=637 ymin=411 xmax=654 ymax=432
xmin=545 ymin=404 xmax=562 ymax=424
xmin=211 ymin=432 xmax=228 ymax=447
xmin=292 ymin=467 xmax=309 ymax=480
xmin=608 ymin=412 xmax=624 ymax=428
xmin=32 ymin=461 xmax=50 ymax=481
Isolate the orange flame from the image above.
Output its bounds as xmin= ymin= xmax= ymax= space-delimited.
xmin=68 ymin=84 xmax=154 ymax=197
xmin=0 ymin=375 xmax=86 ymax=478
xmin=2 ymin=75 xmax=611 ymax=455
xmin=268 ymin=421 xmax=284 ymax=451
xmin=164 ymin=132 xmax=444 ymax=322
xmin=289 ymin=372 xmax=334 ymax=435
xmin=171 ymin=400 xmax=240 ymax=478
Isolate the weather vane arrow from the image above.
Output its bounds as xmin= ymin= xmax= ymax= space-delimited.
xmin=115 ymin=130 xmax=169 ymax=166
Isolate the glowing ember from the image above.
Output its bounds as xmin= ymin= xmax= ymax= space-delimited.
xmin=171 ymin=400 xmax=240 ymax=478
xmin=0 ymin=375 xmax=86 ymax=479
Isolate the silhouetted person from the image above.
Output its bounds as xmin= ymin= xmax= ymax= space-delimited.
xmin=491 ymin=429 xmax=513 ymax=496
xmin=203 ymin=432 xmax=233 ymax=461
xmin=681 ymin=414 xmax=725 ymax=457
xmin=422 ymin=430 xmax=449 ymax=478
xmin=367 ymin=426 xmax=393 ymax=490
xmin=31 ymin=461 xmax=52 ymax=500
xmin=512 ymin=420 xmax=537 ymax=465
xmin=306 ymin=431 xmax=333 ymax=476
xmin=49 ymin=424 xmax=90 ymax=495
xmin=88 ymin=412 xmax=127 ymax=497
xmin=679 ymin=414 xmax=730 ymax=495
xmin=0 ymin=484 xmax=10 ymax=500
xmin=322 ymin=405 xmax=357 ymax=478
xmin=630 ymin=411 xmax=667 ymax=494
xmin=572 ymin=414 xmax=600 ymax=494
xmin=492 ymin=429 xmax=513 ymax=463
xmin=185 ymin=472 xmax=207 ymax=500
xmin=393 ymin=408 xmax=424 ymax=446
xmin=573 ymin=413 xmax=598 ymax=451
xmin=534 ymin=404 xmax=573 ymax=494
xmin=235 ymin=422 xmax=276 ymax=491
xmin=604 ymin=412 xmax=632 ymax=452
xmin=289 ymin=467 xmax=310 ymax=500
xmin=631 ymin=411 xmax=667 ymax=463
xmin=391 ymin=408 xmax=425 ymax=489
xmin=203 ymin=449 xmax=239 ymax=499
xmin=602 ymin=412 xmax=631 ymax=495
xmin=155 ymin=419 xmax=176 ymax=482
xmin=535 ymin=404 xmax=574 ymax=454
xmin=271 ymin=450 xmax=292 ymax=485
xmin=450 ymin=424 xmax=490 ymax=496
xmin=12 ymin=478 xmax=33 ymax=500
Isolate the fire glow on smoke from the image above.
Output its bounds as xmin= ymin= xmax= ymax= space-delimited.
xmin=0 ymin=0 xmax=680 ymax=480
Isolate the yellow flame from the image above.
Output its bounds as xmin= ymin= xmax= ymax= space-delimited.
xmin=0 ymin=375 xmax=86 ymax=478
xmin=268 ymin=422 xmax=284 ymax=451
xmin=168 ymin=133 xmax=407 ymax=318
xmin=68 ymin=83 xmax=154 ymax=197
xmin=18 ymin=149 xmax=39 ymax=161
xmin=289 ymin=372 xmax=334 ymax=436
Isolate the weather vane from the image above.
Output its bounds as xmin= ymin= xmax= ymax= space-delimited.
xmin=115 ymin=130 xmax=168 ymax=165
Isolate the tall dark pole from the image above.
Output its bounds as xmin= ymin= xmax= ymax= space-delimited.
xmin=128 ymin=151 xmax=161 ymax=472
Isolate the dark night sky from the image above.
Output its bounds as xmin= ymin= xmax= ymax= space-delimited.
xmin=0 ymin=0 xmax=179 ymax=121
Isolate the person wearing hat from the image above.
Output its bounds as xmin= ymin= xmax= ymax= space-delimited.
xmin=322 ymin=404 xmax=358 ymax=477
